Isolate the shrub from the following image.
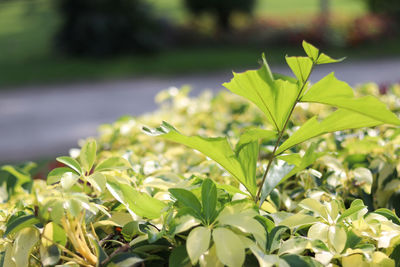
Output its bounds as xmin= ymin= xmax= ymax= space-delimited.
xmin=364 ymin=0 xmax=400 ymax=24
xmin=184 ymin=0 xmax=256 ymax=31
xmin=1 ymin=42 xmax=400 ymax=266
xmin=55 ymin=0 xmax=163 ymax=56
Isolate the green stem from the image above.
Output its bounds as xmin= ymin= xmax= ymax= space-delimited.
xmin=255 ymin=62 xmax=315 ymax=204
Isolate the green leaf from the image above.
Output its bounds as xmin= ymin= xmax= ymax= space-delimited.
xmin=234 ymin=128 xmax=277 ymax=197
xmin=223 ymin=55 xmax=299 ymax=131
xmin=86 ymin=172 xmax=107 ymax=192
xmin=277 ymin=109 xmax=383 ymax=154
xmin=47 ymin=167 xmax=74 ymax=185
xmin=4 ymin=214 xmax=40 ymax=237
xmin=353 ymin=167 xmax=373 ymax=194
xmin=169 ymin=246 xmax=191 ymax=267
xmin=260 ymin=162 xmax=295 ymax=206
xmin=279 ymin=213 xmax=320 ymax=229
xmin=279 ymin=143 xmax=324 ymax=180
xmin=281 ymin=254 xmax=324 ymax=267
xmin=80 ymin=139 xmax=97 ymax=173
xmin=88 ymin=235 xmax=108 ymax=265
xmin=201 ymin=179 xmax=217 ymax=224
xmin=328 ymin=225 xmax=347 ymax=253
xmin=345 ymin=230 xmax=362 ymax=250
xmin=301 ymin=73 xmax=400 ymax=125
xmin=143 ymin=122 xmax=247 ymax=189
xmin=267 ymin=226 xmax=290 ymax=253
xmin=105 ymin=253 xmax=143 ymax=267
xmin=302 ymin=41 xmax=319 ymax=62
xmin=389 ymin=243 xmax=400 ymax=266
xmin=11 ymin=227 xmax=40 ymax=267
xmin=337 ymin=199 xmax=367 ymax=222
xmin=41 ymin=222 xmax=67 ymax=247
xmin=235 ymin=128 xmax=276 ymax=153
xmin=60 ymin=172 xmax=80 ymax=190
xmin=1 ymin=165 xmax=31 ymax=186
xmin=95 ymin=157 xmax=131 ymax=172
xmin=299 ymin=198 xmax=329 ymax=221
xmin=213 ymin=227 xmax=245 ymax=267
xmin=302 ymin=40 xmax=344 ymax=65
xmin=308 ymin=222 xmax=329 ymax=243
xmin=121 ymin=221 xmax=140 ymax=241
xmin=316 ymin=53 xmax=345 ymax=64
xmin=106 ymin=182 xmax=166 ymax=219
xmin=278 ymin=237 xmax=309 ymax=255
xmin=236 ymin=141 xmax=258 ymax=196
xmin=285 ymin=56 xmax=313 ymax=83
xmin=169 ymin=188 xmax=202 ymax=218
xmin=40 ymin=245 xmax=60 ymax=267
xmin=186 ymin=226 xmax=211 ymax=265
xmin=374 ymin=208 xmax=400 ymax=225
xmin=217 ymin=205 xmax=266 ymax=248
xmin=56 ymin=156 xmax=82 ymax=175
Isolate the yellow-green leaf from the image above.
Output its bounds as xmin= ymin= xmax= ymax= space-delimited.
xmin=285 ymin=56 xmax=313 ymax=83
xmin=12 ymin=227 xmax=40 ymax=267
xmin=80 ymin=139 xmax=97 ymax=173
xmin=143 ymin=122 xmax=247 ymax=190
xmin=301 ymin=73 xmax=400 ymax=125
xmin=279 ymin=213 xmax=320 ymax=229
xmin=186 ymin=226 xmax=211 ymax=265
xmin=223 ymin=56 xmax=299 ymax=131
xmin=328 ymin=225 xmax=346 ymax=253
xmin=277 ymin=109 xmax=382 ymax=154
xmin=213 ymin=228 xmax=245 ymax=267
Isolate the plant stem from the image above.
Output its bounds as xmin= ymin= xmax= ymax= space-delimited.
xmin=255 ymin=63 xmax=315 ymax=204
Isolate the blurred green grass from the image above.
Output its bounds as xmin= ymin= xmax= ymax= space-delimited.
xmin=148 ymin=0 xmax=366 ymax=23
xmin=0 ymin=0 xmax=397 ymax=88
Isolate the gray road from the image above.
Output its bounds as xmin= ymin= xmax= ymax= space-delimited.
xmin=1 ymin=58 xmax=400 ymax=163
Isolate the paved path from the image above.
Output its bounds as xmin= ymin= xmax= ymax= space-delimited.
xmin=1 ymin=58 xmax=400 ymax=163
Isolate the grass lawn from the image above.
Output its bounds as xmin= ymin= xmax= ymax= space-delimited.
xmin=1 ymin=0 xmax=398 ymax=88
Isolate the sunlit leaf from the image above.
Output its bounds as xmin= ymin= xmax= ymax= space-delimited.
xmin=60 ymin=172 xmax=80 ymax=190
xmin=186 ymin=226 xmax=211 ymax=265
xmin=278 ymin=237 xmax=309 ymax=255
xmin=328 ymin=225 xmax=346 ymax=253
xmin=95 ymin=157 xmax=131 ymax=172
xmin=80 ymin=139 xmax=97 ymax=173
xmin=277 ymin=109 xmax=382 ymax=154
xmin=11 ymin=227 xmax=39 ymax=267
xmin=47 ymin=167 xmax=74 ymax=185
xmin=285 ymin=56 xmax=313 ymax=83
xmin=223 ymin=55 xmax=299 ymax=131
xmin=4 ymin=214 xmax=39 ymax=237
xmin=56 ymin=156 xmax=82 ymax=175
xmin=213 ymin=227 xmax=245 ymax=267
xmin=106 ymin=181 xmax=166 ymax=219
xmin=279 ymin=213 xmax=319 ymax=229
xmin=260 ymin=161 xmax=295 ymax=205
xmin=143 ymin=122 xmax=247 ymax=190
xmin=301 ymin=73 xmax=400 ymax=125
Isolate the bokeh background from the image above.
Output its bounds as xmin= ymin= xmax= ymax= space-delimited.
xmin=1 ymin=0 xmax=400 ymax=164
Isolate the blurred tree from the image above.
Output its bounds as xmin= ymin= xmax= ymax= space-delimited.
xmin=365 ymin=0 xmax=400 ymax=24
xmin=183 ymin=0 xmax=255 ymax=32
xmin=56 ymin=0 xmax=164 ymax=56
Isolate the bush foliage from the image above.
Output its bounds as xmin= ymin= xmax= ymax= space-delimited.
xmin=1 ymin=42 xmax=400 ymax=266
xmin=56 ymin=0 xmax=163 ymax=56
xmin=184 ymin=0 xmax=255 ymax=31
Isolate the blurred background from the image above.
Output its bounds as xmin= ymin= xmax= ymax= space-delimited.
xmin=1 ymin=0 xmax=400 ymax=164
